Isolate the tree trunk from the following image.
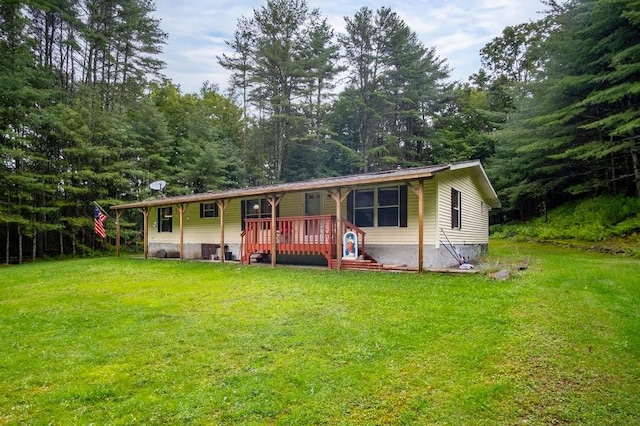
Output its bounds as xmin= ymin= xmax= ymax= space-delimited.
xmin=32 ymin=227 xmax=37 ymax=262
xmin=632 ymin=146 xmax=640 ymax=197
xmin=5 ymin=227 xmax=9 ymax=265
xmin=18 ymin=223 xmax=22 ymax=265
xmin=359 ymin=113 xmax=369 ymax=173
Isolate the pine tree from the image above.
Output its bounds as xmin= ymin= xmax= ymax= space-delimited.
xmin=219 ymin=0 xmax=336 ymax=182
xmin=338 ymin=6 xmax=450 ymax=172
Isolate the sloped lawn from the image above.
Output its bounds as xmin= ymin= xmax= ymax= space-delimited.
xmin=1 ymin=241 xmax=638 ymax=424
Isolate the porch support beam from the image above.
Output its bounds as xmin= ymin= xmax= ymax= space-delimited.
xmin=216 ymin=199 xmax=230 ymax=263
xmin=177 ymin=203 xmax=188 ymax=260
xmin=327 ymin=187 xmax=351 ymax=271
xmin=267 ymin=193 xmax=284 ymax=267
xmin=143 ymin=207 xmax=149 ymax=259
xmin=434 ymin=175 xmax=440 ymax=249
xmin=409 ymin=179 xmax=425 ymax=272
xmin=115 ymin=210 xmax=122 ymax=257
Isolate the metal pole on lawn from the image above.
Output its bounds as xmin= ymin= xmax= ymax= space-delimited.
xmin=115 ymin=210 xmax=122 ymax=257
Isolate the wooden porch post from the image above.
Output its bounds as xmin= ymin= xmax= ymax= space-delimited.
xmin=267 ymin=194 xmax=283 ymax=267
xmin=115 ymin=210 xmax=122 ymax=257
xmin=216 ymin=199 xmax=229 ymax=263
xmin=143 ymin=207 xmax=149 ymax=259
xmin=410 ymin=180 xmax=425 ymax=272
xmin=434 ymin=175 xmax=440 ymax=250
xmin=327 ymin=188 xmax=351 ymax=271
xmin=177 ymin=203 xmax=187 ymax=260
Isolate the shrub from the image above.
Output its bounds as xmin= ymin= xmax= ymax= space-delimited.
xmin=491 ymin=195 xmax=640 ymax=242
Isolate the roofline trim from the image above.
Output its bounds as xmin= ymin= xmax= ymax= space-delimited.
xmin=110 ymin=161 xmax=500 ymax=210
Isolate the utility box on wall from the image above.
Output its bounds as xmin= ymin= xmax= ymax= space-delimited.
xmin=201 ymin=244 xmax=219 ymax=260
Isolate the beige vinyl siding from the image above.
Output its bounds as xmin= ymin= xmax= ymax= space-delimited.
xmin=222 ymin=200 xmax=243 ymax=244
xmin=423 ymin=179 xmax=438 ymax=246
xmin=149 ymin=206 xmax=177 ymax=244
xmin=181 ymin=203 xmax=218 ymax=243
xmin=338 ymin=183 xmax=436 ymax=246
xmin=322 ymin=192 xmax=337 ymax=215
xmin=185 ymin=200 xmax=242 ymax=244
xmin=279 ymin=192 xmax=305 ymax=216
xmin=149 ymin=201 xmax=245 ymax=245
xmin=436 ymin=170 xmax=489 ymax=244
xmin=147 ymin=171 xmax=488 ymax=249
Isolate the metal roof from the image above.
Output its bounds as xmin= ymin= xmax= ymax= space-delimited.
xmin=111 ymin=160 xmax=500 ymax=210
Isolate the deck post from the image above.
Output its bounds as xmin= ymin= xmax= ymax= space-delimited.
xmin=115 ymin=210 xmax=122 ymax=257
xmin=410 ymin=180 xmax=425 ymax=272
xmin=143 ymin=207 xmax=149 ymax=259
xmin=328 ymin=188 xmax=351 ymax=270
xmin=177 ymin=203 xmax=187 ymax=260
xmin=336 ymin=189 xmax=342 ymax=271
xmin=216 ymin=199 xmax=229 ymax=263
xmin=267 ymin=194 xmax=283 ymax=267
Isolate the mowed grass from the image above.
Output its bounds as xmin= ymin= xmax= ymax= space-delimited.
xmin=0 ymin=242 xmax=638 ymax=425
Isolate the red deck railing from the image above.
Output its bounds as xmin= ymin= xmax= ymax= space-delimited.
xmin=241 ymin=215 xmax=366 ymax=266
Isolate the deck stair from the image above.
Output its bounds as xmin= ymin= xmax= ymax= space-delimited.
xmin=330 ymin=258 xmax=412 ymax=272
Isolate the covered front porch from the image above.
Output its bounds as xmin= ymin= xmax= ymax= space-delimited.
xmin=111 ymin=167 xmax=447 ymax=271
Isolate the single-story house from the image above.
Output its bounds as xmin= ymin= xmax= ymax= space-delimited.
xmin=110 ymin=160 xmax=501 ymax=271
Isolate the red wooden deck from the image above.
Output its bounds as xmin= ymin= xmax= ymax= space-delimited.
xmin=241 ymin=215 xmax=367 ymax=267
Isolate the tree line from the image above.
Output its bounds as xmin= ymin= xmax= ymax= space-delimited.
xmin=1 ymin=0 xmax=638 ymax=262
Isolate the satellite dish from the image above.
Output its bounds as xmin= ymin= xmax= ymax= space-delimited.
xmin=149 ymin=180 xmax=166 ymax=197
xmin=149 ymin=180 xmax=166 ymax=191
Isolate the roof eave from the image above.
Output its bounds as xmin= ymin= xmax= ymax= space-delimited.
xmin=449 ymin=160 xmax=501 ymax=208
xmin=111 ymin=165 xmax=450 ymax=210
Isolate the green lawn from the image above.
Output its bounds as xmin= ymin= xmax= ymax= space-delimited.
xmin=1 ymin=241 xmax=638 ymax=425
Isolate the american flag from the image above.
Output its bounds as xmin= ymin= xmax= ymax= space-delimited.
xmin=94 ymin=205 xmax=108 ymax=238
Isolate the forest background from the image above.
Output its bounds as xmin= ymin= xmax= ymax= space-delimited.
xmin=1 ymin=0 xmax=638 ymax=261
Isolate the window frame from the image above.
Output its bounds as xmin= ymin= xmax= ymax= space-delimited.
xmin=158 ymin=207 xmax=173 ymax=233
xmin=350 ymin=185 xmax=405 ymax=228
xmin=377 ymin=186 xmax=400 ymax=227
xmin=243 ymin=198 xmax=272 ymax=220
xmin=353 ymin=189 xmax=374 ymax=228
xmin=451 ymin=188 xmax=461 ymax=229
xmin=200 ymin=202 xmax=218 ymax=218
xmin=241 ymin=198 xmax=277 ymax=231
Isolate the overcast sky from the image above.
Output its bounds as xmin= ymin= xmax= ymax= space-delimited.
xmin=151 ymin=0 xmax=547 ymax=94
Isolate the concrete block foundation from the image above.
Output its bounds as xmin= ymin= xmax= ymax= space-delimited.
xmin=147 ymin=242 xmax=488 ymax=269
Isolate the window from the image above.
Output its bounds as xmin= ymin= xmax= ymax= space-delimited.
xmin=158 ymin=207 xmax=173 ymax=232
xmin=243 ymin=198 xmax=272 ymax=219
xmin=451 ymin=188 xmax=461 ymax=229
xmin=241 ymin=198 xmax=277 ymax=230
xmin=349 ymin=186 xmax=406 ymax=228
xmin=378 ymin=187 xmax=399 ymax=227
xmin=200 ymin=202 xmax=218 ymax=218
xmin=354 ymin=190 xmax=374 ymax=227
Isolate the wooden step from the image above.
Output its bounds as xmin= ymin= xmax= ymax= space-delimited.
xmin=330 ymin=258 xmax=410 ymax=272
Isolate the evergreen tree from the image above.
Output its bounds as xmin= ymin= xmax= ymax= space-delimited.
xmin=149 ymin=80 xmax=244 ymax=194
xmin=282 ymin=17 xmax=344 ymax=181
xmin=0 ymin=1 xmax=61 ymax=262
xmin=338 ymin=6 xmax=450 ymax=172
xmin=488 ymin=0 xmax=640 ymax=219
xmin=219 ymin=0 xmax=337 ymax=182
